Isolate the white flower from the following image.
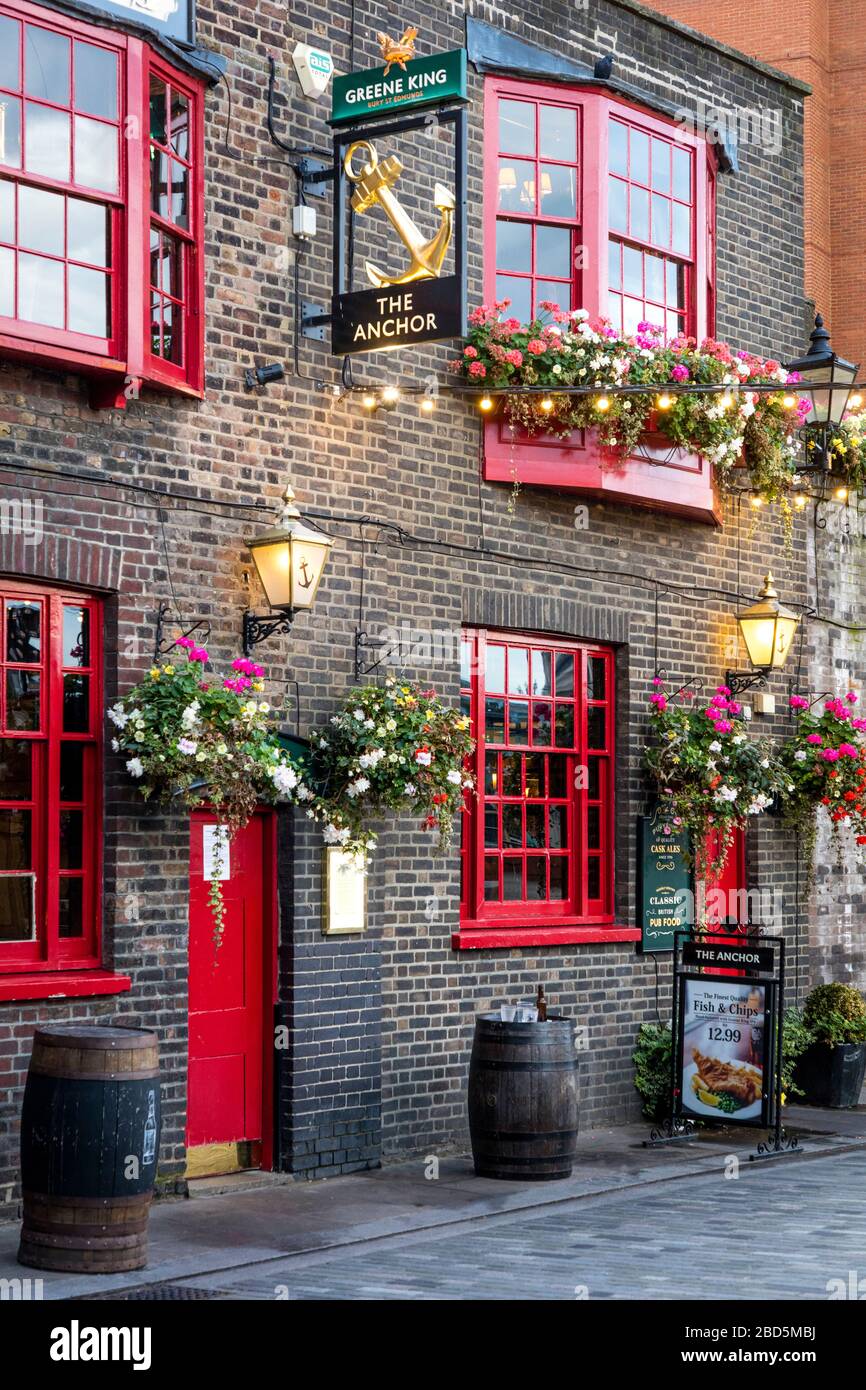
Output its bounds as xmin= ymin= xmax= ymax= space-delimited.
xmin=181 ymin=701 xmax=200 ymax=731
xmin=571 ymin=308 xmax=589 ymax=321
xmin=760 ymin=758 xmax=770 ymax=769
xmin=552 ymin=363 xmax=562 ymax=375
xmin=447 ymin=769 xmax=462 ymax=785
xmin=403 ymin=782 xmax=417 ymax=796
xmin=126 ymin=757 xmax=144 ymax=778
xmin=323 ymin=823 xmax=351 ymax=845
xmin=296 ymin=785 xmax=313 ymax=801
xmin=415 ymin=749 xmax=433 ymax=766
xmin=794 ymin=749 xmax=808 ymax=761
xmin=111 ymin=738 xmax=120 ymax=752
xmin=708 ymin=740 xmax=722 ymax=754
xmin=732 ymin=734 xmax=746 ymax=746
xmin=385 ymin=718 xmax=397 ymax=732
xmin=353 ymin=708 xmax=365 ymax=721
xmin=359 ymin=748 xmax=385 ymax=769
xmin=714 ymin=784 xmax=738 ymax=803
xmin=108 ymin=704 xmax=128 ymax=729
xmin=195 ymin=751 xmax=207 ymax=763
xmin=347 ymin=776 xmax=371 ymax=798
xmin=271 ymin=763 xmax=299 ymax=795
xmin=178 ymin=738 xmax=197 ymax=755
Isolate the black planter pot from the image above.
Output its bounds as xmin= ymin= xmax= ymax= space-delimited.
xmin=794 ymin=1041 xmax=866 ymax=1108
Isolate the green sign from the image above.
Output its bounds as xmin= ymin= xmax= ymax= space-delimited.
xmin=638 ymin=811 xmax=693 ymax=952
xmin=330 ymin=49 xmax=467 ymax=125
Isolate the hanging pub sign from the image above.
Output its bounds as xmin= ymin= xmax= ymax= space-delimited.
xmin=637 ymin=810 xmax=692 ymax=952
xmin=321 ymin=30 xmax=468 ymax=358
xmin=84 ymin=0 xmax=192 ymax=43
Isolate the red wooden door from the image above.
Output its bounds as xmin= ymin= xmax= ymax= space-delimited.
xmin=187 ymin=811 xmax=272 ymax=1166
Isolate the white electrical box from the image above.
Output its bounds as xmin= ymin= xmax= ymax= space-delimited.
xmin=752 ymin=691 xmax=776 ymax=716
xmin=292 ymin=205 xmax=317 ymax=241
xmin=292 ymin=42 xmax=334 ymax=99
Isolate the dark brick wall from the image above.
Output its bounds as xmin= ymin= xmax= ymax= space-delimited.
xmin=0 ymin=0 xmax=843 ymax=1207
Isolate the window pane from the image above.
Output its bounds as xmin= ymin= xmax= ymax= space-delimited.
xmin=539 ymin=105 xmax=576 ymax=162
xmin=25 ymin=26 xmax=69 ymax=104
xmin=587 ymin=656 xmax=607 ymax=700
xmin=588 ymin=806 xmax=602 ymax=852
xmin=170 ymin=159 xmax=188 ymax=228
xmin=149 ymin=76 xmax=167 ymax=144
xmin=0 ymin=179 xmax=15 ymax=245
xmin=526 ymin=857 xmax=545 ymax=901
xmin=549 ymin=806 xmax=568 ymax=849
xmin=608 ymin=176 xmax=627 ymax=233
xmin=63 ymin=673 xmax=89 ymax=732
xmin=170 ymin=88 xmax=189 ymax=158
xmin=74 ymin=115 xmax=117 ymax=193
xmin=607 ymin=291 xmax=621 ymax=329
xmin=550 ymin=857 xmax=568 ymax=900
xmin=587 ymin=758 xmax=601 ymax=800
xmin=59 ymin=876 xmax=83 ymax=937
xmin=540 ymin=163 xmax=575 ymax=218
xmin=484 ymin=856 xmax=499 ymax=901
xmin=18 ymin=184 xmax=63 ymax=255
xmin=499 ymin=99 xmax=535 ymax=155
xmin=0 ymin=97 xmax=22 ymax=169
xmin=526 ymin=805 xmax=545 ymax=847
xmin=630 ymin=129 xmax=649 ymax=184
xmin=495 ymin=275 xmax=530 ymax=324
xmin=536 ymin=280 xmax=570 ymax=315
xmin=651 ymin=138 xmax=670 ymax=192
xmin=485 ymin=644 xmax=505 ymax=691
xmin=666 ymin=258 xmax=683 ymax=307
xmin=24 ymin=103 xmax=70 ymax=182
xmin=622 ymin=244 xmax=642 ymax=295
xmin=531 ymin=650 xmax=551 ymax=695
xmin=532 ymin=702 xmax=552 ymax=746
xmin=672 ymin=202 xmax=691 ymax=254
xmin=587 ymin=857 xmax=601 ymax=899
xmin=498 ymin=158 xmax=535 ymax=213
xmin=63 ymin=606 xmax=90 ymax=666
xmin=161 ymin=299 xmax=182 ymax=365
xmin=508 ymin=701 xmax=528 ymax=744
xmin=496 ymin=219 xmax=531 ymax=273
xmin=0 ymin=18 xmax=20 ymax=91
xmin=503 ymin=858 xmax=522 ymax=901
xmin=587 ymin=706 xmax=607 ymax=750
xmin=607 ymin=239 xmax=620 ymax=291
xmin=74 ymin=42 xmax=117 ymax=120
xmin=555 ymin=652 xmax=574 ymax=696
xmin=60 ymin=742 xmax=84 ymax=801
xmin=0 ymin=874 xmax=35 ymax=941
xmin=0 ymin=276 xmax=14 ymax=344
xmin=673 ymin=145 xmax=691 ymax=200
xmin=630 ymin=185 xmax=649 ymax=241
xmin=6 ymin=601 xmax=40 ymax=662
xmin=554 ymin=704 xmax=574 ymax=746
xmin=484 ymin=806 xmax=499 ymax=848
xmin=536 ymin=224 xmax=571 ymax=279
xmin=60 ymin=809 xmax=83 ymax=869
xmin=484 ymin=751 xmax=498 ymax=794
xmin=548 ymin=755 xmax=567 ymax=798
xmin=68 ymin=264 xmax=109 ymax=337
xmin=151 ymin=230 xmax=183 ymax=298
xmin=623 ymin=296 xmax=642 ymax=336
xmin=0 ymin=807 xmax=30 ymax=867
xmin=502 ymin=804 xmax=522 ymax=848
xmin=484 ymin=697 xmax=505 ymax=742
xmin=524 ymin=753 xmax=544 ymax=798
xmin=7 ymin=670 xmax=39 ymax=729
xmin=651 ymin=194 xmax=670 ymax=248
xmin=645 ymin=252 xmax=665 ymax=304
xmin=609 ymin=121 xmax=628 ymax=176
xmin=0 ymin=740 xmax=31 ymax=799
xmin=501 ymin=752 xmax=521 ymax=796
xmin=68 ymin=197 xmax=109 ymax=267
xmin=508 ymin=648 xmax=529 ymax=694
xmin=460 ymin=637 xmax=472 ymax=686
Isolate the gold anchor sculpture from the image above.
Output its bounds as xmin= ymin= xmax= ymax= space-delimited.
xmin=344 ymin=139 xmax=455 ymax=289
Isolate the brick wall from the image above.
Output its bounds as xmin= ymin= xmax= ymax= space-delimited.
xmin=0 ymin=0 xmax=844 ymax=1205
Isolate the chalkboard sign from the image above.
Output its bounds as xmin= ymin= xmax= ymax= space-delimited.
xmin=638 ymin=811 xmax=692 ymax=952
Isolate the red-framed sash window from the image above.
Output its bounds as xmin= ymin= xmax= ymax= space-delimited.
xmin=458 ymin=629 xmax=618 ymax=947
xmin=0 ymin=0 xmax=204 ymax=399
xmin=0 ymin=583 xmax=102 ymax=973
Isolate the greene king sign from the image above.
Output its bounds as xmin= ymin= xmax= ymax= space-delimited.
xmin=330 ymin=49 xmax=467 ymax=125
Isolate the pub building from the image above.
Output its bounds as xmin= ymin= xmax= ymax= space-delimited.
xmin=0 ymin=0 xmax=861 ymax=1200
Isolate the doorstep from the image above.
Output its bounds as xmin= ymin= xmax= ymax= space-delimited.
xmin=2 ymin=1118 xmax=865 ymax=1301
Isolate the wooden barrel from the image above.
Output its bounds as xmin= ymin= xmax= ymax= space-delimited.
xmin=468 ymin=1014 xmax=578 ymax=1180
xmin=18 ymin=1025 xmax=160 ymax=1273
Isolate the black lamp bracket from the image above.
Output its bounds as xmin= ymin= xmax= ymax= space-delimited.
xmin=153 ymin=601 xmax=211 ymax=662
xmin=243 ymin=608 xmax=295 ymax=656
xmin=725 ymin=670 xmax=769 ymax=699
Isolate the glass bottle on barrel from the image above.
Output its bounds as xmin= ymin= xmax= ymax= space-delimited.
xmin=536 ymin=986 xmax=548 ymax=1022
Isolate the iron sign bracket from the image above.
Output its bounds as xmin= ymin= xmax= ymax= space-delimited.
xmin=153 ymin=601 xmax=211 ymax=663
xmin=301 ymin=303 xmax=329 ymax=341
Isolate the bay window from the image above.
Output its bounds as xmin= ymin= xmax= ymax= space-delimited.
xmin=483 ymin=77 xmax=719 ymax=522
xmin=456 ymin=630 xmax=636 ymax=950
xmin=0 ymin=0 xmax=204 ymax=403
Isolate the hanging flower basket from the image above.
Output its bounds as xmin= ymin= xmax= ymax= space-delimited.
xmin=776 ymin=692 xmax=866 ymax=881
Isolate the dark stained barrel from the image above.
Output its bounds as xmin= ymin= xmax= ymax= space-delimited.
xmin=18 ymin=1025 xmax=161 ymax=1273
xmin=468 ymin=1014 xmax=578 ymax=1180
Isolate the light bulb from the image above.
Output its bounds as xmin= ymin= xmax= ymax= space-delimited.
xmin=850 ymin=393 xmax=863 ymax=410
xmin=479 ymin=395 xmax=493 ymax=412
xmin=540 ymin=397 xmax=554 ymax=412
xmin=361 ymin=393 xmax=377 ymax=410
xmin=381 ymin=385 xmax=400 ymax=404
xmin=835 ymin=486 xmax=849 ymax=502
xmin=783 ymin=393 xmax=796 ymax=409
xmin=657 ymin=393 xmax=673 ymax=410
xmin=750 ymin=494 xmax=764 ymax=508
xmin=420 ymin=397 xmax=435 ymax=412
xmin=794 ymin=493 xmax=808 ymax=510
xmin=596 ymin=395 xmax=611 ymax=412
xmin=720 ymin=393 xmax=733 ymax=410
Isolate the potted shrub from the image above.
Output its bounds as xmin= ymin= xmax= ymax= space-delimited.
xmin=795 ymin=983 xmax=866 ymax=1108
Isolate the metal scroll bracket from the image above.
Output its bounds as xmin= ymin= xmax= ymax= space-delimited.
xmin=153 ymin=602 xmax=211 ymax=662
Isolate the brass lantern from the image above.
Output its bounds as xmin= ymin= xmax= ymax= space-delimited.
xmin=736 ymin=573 xmax=800 ymax=674
xmin=243 ymin=485 xmax=333 ymax=652
xmin=784 ymin=314 xmax=859 ymax=429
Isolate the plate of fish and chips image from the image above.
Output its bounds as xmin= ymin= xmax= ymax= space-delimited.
xmin=683 ymin=1047 xmax=763 ymax=1120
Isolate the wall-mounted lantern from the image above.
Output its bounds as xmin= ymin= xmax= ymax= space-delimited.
xmin=727 ymin=572 xmax=800 ymax=695
xmin=784 ymin=314 xmax=860 ymax=471
xmin=243 ymin=484 xmax=333 ymax=654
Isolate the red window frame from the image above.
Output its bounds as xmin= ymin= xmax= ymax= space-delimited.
xmin=0 ymin=0 xmax=204 ymax=400
xmin=456 ymin=630 xmax=637 ymax=950
xmin=482 ymin=78 xmax=719 ymax=523
xmin=0 ymin=581 xmax=102 ymax=974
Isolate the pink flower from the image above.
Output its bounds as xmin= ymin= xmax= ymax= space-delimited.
xmin=652 ymin=677 xmax=663 ymax=687
xmin=846 ymin=691 xmax=859 ymax=704
xmin=507 ymin=349 xmax=523 ymax=367
xmin=189 ymin=647 xmax=209 ymax=663
xmin=463 ymin=345 xmax=478 ymax=359
xmin=175 ymin=637 xmax=194 ymax=649
xmin=526 ymin=339 xmax=547 ymax=356
xmin=713 ymin=720 xmax=732 ymax=733
xmin=670 ymin=364 xmax=689 ymax=382
xmin=807 ymin=733 xmax=823 ymax=745
xmin=789 ymin=695 xmax=809 ymax=710
xmin=716 ymin=685 xmax=732 ymax=697
xmin=839 ymin=743 xmax=859 ymax=757
xmin=728 ymin=701 xmax=742 ymax=715
xmin=820 ymin=748 xmax=840 ymax=762
xmin=650 ymin=693 xmax=668 ymax=711
xmin=468 ymin=361 xmax=486 ymax=378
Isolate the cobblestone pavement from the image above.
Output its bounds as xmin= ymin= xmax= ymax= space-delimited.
xmin=131 ymin=1149 xmax=866 ymax=1301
